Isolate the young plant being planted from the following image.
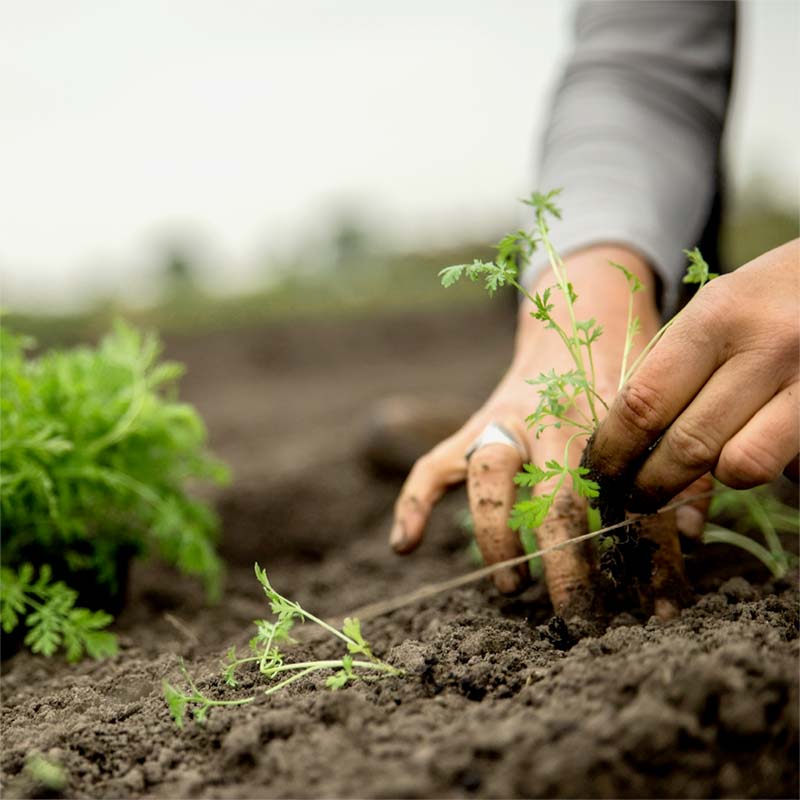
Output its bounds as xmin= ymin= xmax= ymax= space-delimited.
xmin=439 ymin=190 xmax=717 ymax=586
xmin=0 ymin=321 xmax=229 ymax=660
xmin=164 ymin=564 xmax=402 ymax=728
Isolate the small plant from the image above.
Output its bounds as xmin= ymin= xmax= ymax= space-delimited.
xmin=1 ymin=321 xmax=229 ymax=659
xmin=23 ymin=753 xmax=68 ymax=794
xmin=439 ymin=191 xmax=715 ymax=577
xmin=439 ymin=191 xmax=796 ymax=586
xmin=704 ymin=484 xmax=798 ymax=578
xmin=0 ymin=564 xmax=117 ymax=660
xmin=163 ymin=563 xmax=403 ymax=728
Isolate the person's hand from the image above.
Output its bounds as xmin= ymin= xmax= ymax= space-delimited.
xmin=586 ymin=239 xmax=800 ymax=512
xmin=389 ymin=245 xmax=694 ymax=617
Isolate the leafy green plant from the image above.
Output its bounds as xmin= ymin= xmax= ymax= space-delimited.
xmin=1 ymin=320 xmax=229 ymax=659
xmin=439 ymin=190 xmax=715 ymax=534
xmin=440 ymin=191 xmax=796 ymax=585
xmin=704 ymin=484 xmax=798 ymax=578
xmin=164 ymin=563 xmax=403 ymax=728
xmin=0 ymin=564 xmax=117 ymax=659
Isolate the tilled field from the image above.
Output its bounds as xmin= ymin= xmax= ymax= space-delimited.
xmin=2 ymin=307 xmax=798 ymax=799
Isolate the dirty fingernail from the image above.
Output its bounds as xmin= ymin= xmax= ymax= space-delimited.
xmin=676 ymin=506 xmax=705 ymax=539
xmin=494 ymin=568 xmax=521 ymax=595
xmin=390 ymin=521 xmax=408 ymax=552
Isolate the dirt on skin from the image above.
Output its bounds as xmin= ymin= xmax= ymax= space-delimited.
xmin=1 ymin=306 xmax=798 ymax=799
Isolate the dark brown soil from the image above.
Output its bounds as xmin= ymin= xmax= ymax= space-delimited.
xmin=2 ymin=305 xmax=798 ymax=799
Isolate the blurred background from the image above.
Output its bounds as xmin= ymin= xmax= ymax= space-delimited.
xmin=1 ymin=0 xmax=798 ymax=339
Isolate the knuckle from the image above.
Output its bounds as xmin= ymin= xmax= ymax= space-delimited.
xmin=716 ymin=438 xmax=782 ymax=488
xmin=617 ymin=381 xmax=667 ymax=436
xmin=697 ymin=273 xmax=737 ymax=321
xmin=667 ymin=423 xmax=719 ymax=470
xmin=773 ymin=319 xmax=800 ymax=362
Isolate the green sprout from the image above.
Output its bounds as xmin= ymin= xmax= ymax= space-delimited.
xmin=440 ymin=192 xmax=791 ymax=580
xmin=0 ymin=564 xmax=118 ymax=662
xmin=164 ymin=563 xmax=403 ymax=728
xmin=439 ymin=190 xmax=620 ymax=531
xmin=24 ymin=753 xmax=67 ymax=793
xmin=704 ymin=484 xmax=798 ymax=578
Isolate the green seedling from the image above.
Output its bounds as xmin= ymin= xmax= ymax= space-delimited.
xmin=23 ymin=753 xmax=68 ymax=793
xmin=0 ymin=564 xmax=117 ymax=661
xmin=704 ymin=484 xmax=798 ymax=578
xmin=440 ymin=191 xmax=716 ymax=529
xmin=0 ymin=320 xmax=229 ymax=659
xmin=439 ymin=190 xmax=717 ymax=576
xmin=164 ymin=563 xmax=403 ymax=728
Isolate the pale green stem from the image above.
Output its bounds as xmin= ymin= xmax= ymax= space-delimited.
xmin=741 ymin=493 xmax=788 ymax=566
xmin=767 ymin=510 xmax=800 ymax=533
xmin=703 ymin=525 xmax=785 ymax=578
xmin=538 ymin=229 xmax=599 ymax=425
xmin=618 ymin=290 xmax=637 ymax=392
xmin=198 ymin=695 xmax=255 ymax=710
xmin=562 ymin=430 xmax=588 ymax=466
xmin=258 ymin=626 xmax=277 ymax=672
xmin=266 ymin=659 xmax=399 ymax=676
xmin=622 ymin=317 xmax=676 ymax=385
xmin=263 ymin=666 xmax=320 ymax=696
xmin=292 ymin=606 xmax=358 ymax=650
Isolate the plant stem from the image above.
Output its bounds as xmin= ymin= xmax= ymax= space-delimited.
xmin=293 ymin=606 xmax=359 ymax=650
xmin=537 ymin=226 xmax=599 ymax=425
xmin=618 ymin=289 xmax=637 ymax=392
xmin=703 ymin=525 xmax=785 ymax=578
xmin=266 ymin=659 xmax=400 ymax=676
xmin=741 ymin=492 xmax=788 ymax=567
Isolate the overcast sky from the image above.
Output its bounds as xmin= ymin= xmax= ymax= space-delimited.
xmin=2 ymin=1 xmax=798 ymax=311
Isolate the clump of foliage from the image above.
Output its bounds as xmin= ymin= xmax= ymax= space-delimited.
xmin=439 ymin=190 xmax=716 ymax=583
xmin=0 ymin=321 xmax=229 ymax=659
xmin=164 ymin=563 xmax=403 ymax=728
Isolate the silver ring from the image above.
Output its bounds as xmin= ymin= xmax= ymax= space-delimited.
xmin=465 ymin=422 xmax=527 ymax=462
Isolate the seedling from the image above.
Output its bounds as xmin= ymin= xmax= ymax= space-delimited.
xmin=704 ymin=484 xmax=798 ymax=578
xmin=0 ymin=564 xmax=117 ymax=661
xmin=440 ymin=190 xmax=716 ymax=578
xmin=0 ymin=320 xmax=229 ymax=659
xmin=164 ymin=563 xmax=402 ymax=728
xmin=23 ymin=753 xmax=68 ymax=793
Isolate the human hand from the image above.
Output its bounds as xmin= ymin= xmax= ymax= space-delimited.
xmin=390 ymin=245 xmax=694 ymax=617
xmin=586 ymin=239 xmax=800 ymax=512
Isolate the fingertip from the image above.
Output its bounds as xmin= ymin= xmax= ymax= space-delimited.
xmin=493 ymin=567 xmax=522 ymax=594
xmin=390 ymin=518 xmax=423 ymax=554
xmin=654 ymin=597 xmax=681 ymax=621
xmin=675 ymin=505 xmax=706 ymax=539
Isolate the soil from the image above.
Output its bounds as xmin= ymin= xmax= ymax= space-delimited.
xmin=2 ymin=305 xmax=798 ymax=799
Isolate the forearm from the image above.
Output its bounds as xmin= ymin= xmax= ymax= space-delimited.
xmin=524 ymin=1 xmax=736 ymax=316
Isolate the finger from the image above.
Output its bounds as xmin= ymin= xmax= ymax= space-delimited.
xmin=674 ymin=475 xmax=714 ymax=539
xmin=465 ymin=420 xmax=530 ymax=592
xmin=535 ymin=487 xmax=594 ymax=616
xmin=628 ymin=353 xmax=788 ymax=510
xmin=467 ymin=437 xmax=529 ymax=594
xmin=391 ymin=436 xmax=469 ymax=554
xmin=714 ymin=382 xmax=800 ymax=489
xmin=635 ymin=510 xmax=691 ymax=621
xmin=587 ymin=288 xmax=726 ymax=483
xmin=533 ymin=434 xmax=595 ymax=616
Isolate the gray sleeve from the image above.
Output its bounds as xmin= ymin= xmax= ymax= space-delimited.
xmin=522 ymin=0 xmax=736 ymax=316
